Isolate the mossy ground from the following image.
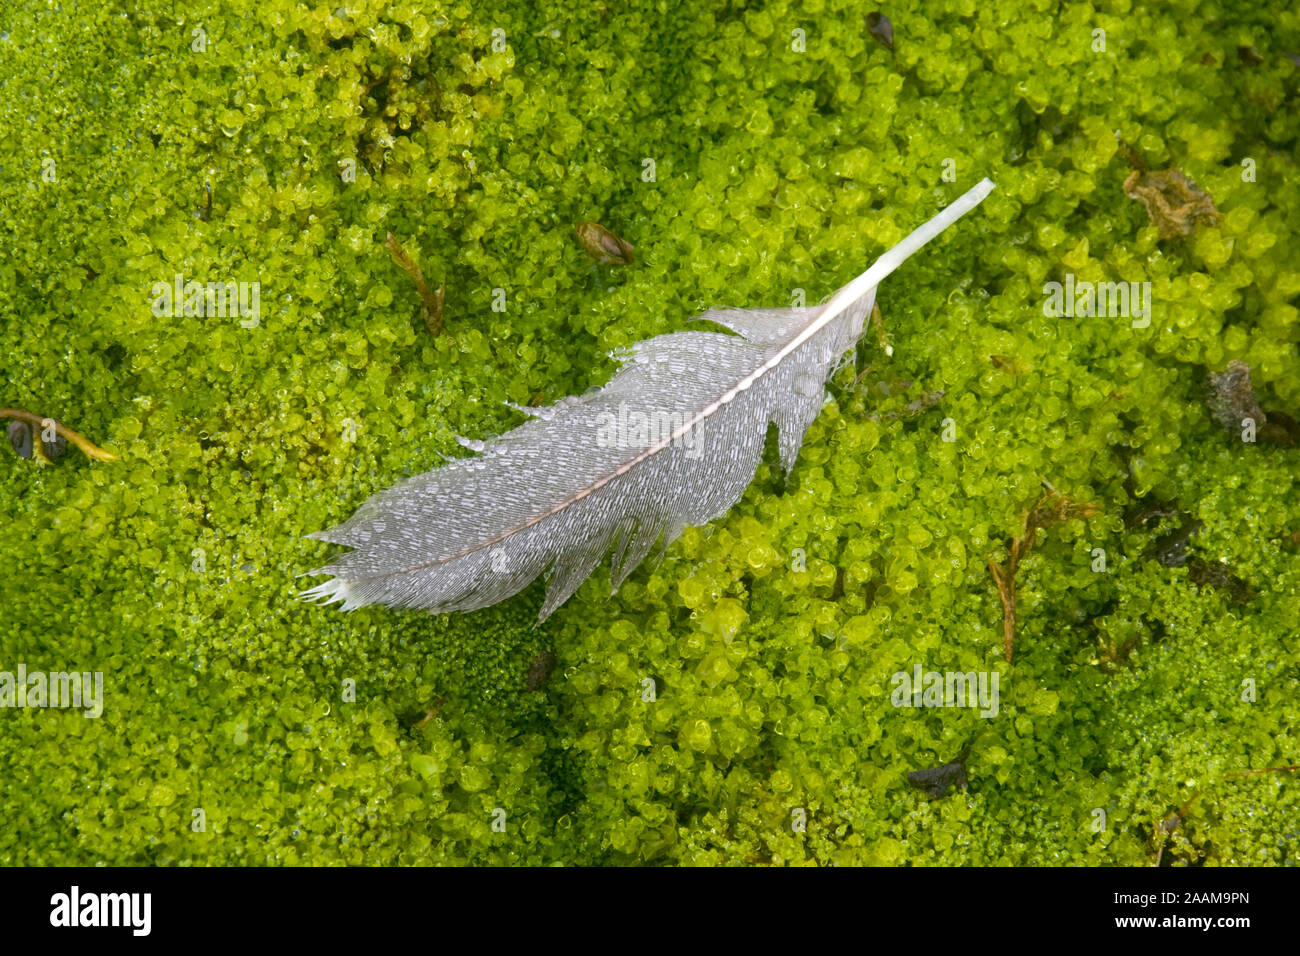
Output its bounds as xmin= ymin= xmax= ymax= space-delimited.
xmin=1 ymin=0 xmax=1297 ymax=865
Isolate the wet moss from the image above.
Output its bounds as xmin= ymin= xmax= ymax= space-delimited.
xmin=1 ymin=0 xmax=1297 ymax=864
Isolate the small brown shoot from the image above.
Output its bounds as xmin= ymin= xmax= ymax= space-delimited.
xmin=384 ymin=233 xmax=445 ymax=335
xmin=988 ymin=486 xmax=1100 ymax=662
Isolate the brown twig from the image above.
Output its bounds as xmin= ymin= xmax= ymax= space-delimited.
xmin=988 ymin=485 xmax=1100 ymax=662
xmin=1 ymin=408 xmax=117 ymax=462
xmin=384 ymin=233 xmax=445 ymax=335
xmin=987 ymin=556 xmax=1018 ymax=663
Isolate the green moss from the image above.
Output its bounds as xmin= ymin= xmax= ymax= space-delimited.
xmin=1 ymin=0 xmax=1298 ymax=865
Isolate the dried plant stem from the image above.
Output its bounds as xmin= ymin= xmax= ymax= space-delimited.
xmin=0 ymin=408 xmax=117 ymax=462
xmin=987 ymin=553 xmax=1020 ymax=664
xmin=989 ymin=486 xmax=1100 ymax=662
xmin=384 ymin=233 xmax=445 ymax=335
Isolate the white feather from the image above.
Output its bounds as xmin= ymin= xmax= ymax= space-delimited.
xmin=301 ymin=180 xmax=995 ymax=619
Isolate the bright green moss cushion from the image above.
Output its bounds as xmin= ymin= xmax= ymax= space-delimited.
xmin=0 ymin=0 xmax=1296 ymax=864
